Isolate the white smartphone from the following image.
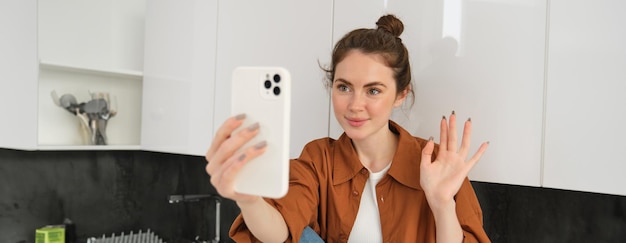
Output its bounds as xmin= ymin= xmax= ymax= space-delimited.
xmin=230 ymin=66 xmax=291 ymax=198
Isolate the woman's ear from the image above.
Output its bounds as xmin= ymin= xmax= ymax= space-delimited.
xmin=393 ymin=87 xmax=409 ymax=107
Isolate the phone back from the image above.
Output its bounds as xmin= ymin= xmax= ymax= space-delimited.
xmin=231 ymin=67 xmax=290 ymax=198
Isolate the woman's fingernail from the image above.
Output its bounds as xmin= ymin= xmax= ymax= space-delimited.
xmin=235 ymin=113 xmax=246 ymax=120
xmin=238 ymin=153 xmax=247 ymax=161
xmin=247 ymin=122 xmax=260 ymax=131
xmin=442 ymin=115 xmax=446 ymax=120
xmin=467 ymin=117 xmax=472 ymax=122
xmin=451 ymin=110 xmax=455 ymax=115
xmin=255 ymin=141 xmax=267 ymax=150
xmin=428 ymin=136 xmax=434 ymax=141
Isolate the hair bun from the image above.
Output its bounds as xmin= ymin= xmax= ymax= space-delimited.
xmin=376 ymin=14 xmax=404 ymax=37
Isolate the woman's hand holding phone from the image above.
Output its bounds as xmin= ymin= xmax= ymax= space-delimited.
xmin=205 ymin=114 xmax=267 ymax=204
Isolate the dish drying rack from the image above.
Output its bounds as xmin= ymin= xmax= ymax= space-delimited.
xmin=86 ymin=229 xmax=165 ymax=243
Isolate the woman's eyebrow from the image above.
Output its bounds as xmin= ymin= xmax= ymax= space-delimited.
xmin=335 ymin=79 xmax=387 ymax=88
xmin=364 ymin=82 xmax=387 ymax=88
xmin=334 ymin=79 xmax=352 ymax=86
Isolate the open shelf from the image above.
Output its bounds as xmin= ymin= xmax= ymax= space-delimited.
xmin=38 ymin=62 xmax=143 ymax=148
xmin=39 ymin=61 xmax=143 ymax=80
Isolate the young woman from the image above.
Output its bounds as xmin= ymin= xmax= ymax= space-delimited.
xmin=205 ymin=15 xmax=490 ymax=243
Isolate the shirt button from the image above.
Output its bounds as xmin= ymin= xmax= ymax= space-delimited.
xmin=352 ymin=190 xmax=359 ymax=196
xmin=360 ymin=168 xmax=368 ymax=174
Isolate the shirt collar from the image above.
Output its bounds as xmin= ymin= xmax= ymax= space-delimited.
xmin=332 ymin=120 xmax=425 ymax=190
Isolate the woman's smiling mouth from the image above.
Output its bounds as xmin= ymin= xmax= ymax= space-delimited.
xmin=346 ymin=117 xmax=368 ymax=127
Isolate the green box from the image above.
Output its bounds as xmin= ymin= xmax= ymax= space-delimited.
xmin=35 ymin=226 xmax=65 ymax=243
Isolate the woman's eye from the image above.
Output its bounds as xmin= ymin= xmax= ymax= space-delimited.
xmin=368 ymin=89 xmax=381 ymax=95
xmin=337 ymin=84 xmax=350 ymax=92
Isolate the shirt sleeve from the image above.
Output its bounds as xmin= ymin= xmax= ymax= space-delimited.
xmin=229 ymin=140 xmax=326 ymax=242
xmin=456 ymin=177 xmax=491 ymax=243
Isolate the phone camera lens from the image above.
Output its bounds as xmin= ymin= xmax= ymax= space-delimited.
xmin=273 ymin=86 xmax=281 ymax=96
xmin=273 ymin=74 xmax=281 ymax=83
xmin=264 ymin=80 xmax=272 ymax=89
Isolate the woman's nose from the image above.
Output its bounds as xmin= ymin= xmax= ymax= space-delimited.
xmin=348 ymin=93 xmax=365 ymax=112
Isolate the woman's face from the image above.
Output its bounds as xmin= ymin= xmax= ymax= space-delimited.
xmin=332 ymin=50 xmax=407 ymax=141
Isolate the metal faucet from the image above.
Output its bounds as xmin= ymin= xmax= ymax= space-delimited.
xmin=168 ymin=194 xmax=222 ymax=243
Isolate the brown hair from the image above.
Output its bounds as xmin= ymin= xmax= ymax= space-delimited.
xmin=323 ymin=14 xmax=414 ymax=104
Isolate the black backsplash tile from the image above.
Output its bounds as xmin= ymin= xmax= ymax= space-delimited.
xmin=0 ymin=148 xmax=238 ymax=243
xmin=1 ymin=148 xmax=625 ymax=243
xmin=472 ymin=181 xmax=626 ymax=243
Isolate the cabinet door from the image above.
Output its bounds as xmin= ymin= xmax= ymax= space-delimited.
xmin=543 ymin=0 xmax=626 ymax=196
xmin=0 ymin=0 xmax=38 ymax=150
xmin=332 ymin=0 xmax=547 ymax=186
xmin=213 ymin=0 xmax=333 ymax=158
xmin=38 ymin=0 xmax=144 ymax=72
xmin=141 ymin=0 xmax=218 ymax=155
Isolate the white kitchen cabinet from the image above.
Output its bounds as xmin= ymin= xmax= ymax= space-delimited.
xmin=543 ymin=0 xmax=626 ymax=196
xmin=331 ymin=0 xmax=547 ymax=187
xmin=38 ymin=0 xmax=145 ymax=72
xmin=0 ymin=0 xmax=38 ymax=150
xmin=4 ymin=0 xmax=624 ymax=197
xmin=36 ymin=0 xmax=144 ymax=149
xmin=142 ymin=0 xmax=334 ymax=157
xmin=141 ymin=0 xmax=218 ymax=155
xmin=213 ymin=0 xmax=334 ymax=158
xmin=0 ymin=0 xmax=144 ymax=150
xmin=3 ymin=0 xmax=333 ymax=156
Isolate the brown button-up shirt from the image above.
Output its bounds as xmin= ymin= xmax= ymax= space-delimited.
xmin=230 ymin=121 xmax=490 ymax=242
